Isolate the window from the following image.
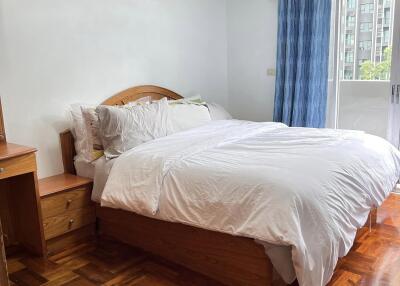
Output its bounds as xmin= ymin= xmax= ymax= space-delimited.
xmin=360 ymin=22 xmax=373 ymax=32
xmin=346 ymin=16 xmax=355 ymax=27
xmin=345 ymin=51 xmax=354 ymax=63
xmin=359 ymin=40 xmax=372 ymax=51
xmin=327 ymin=0 xmax=395 ymax=134
xmin=383 ymin=29 xmax=390 ymax=43
xmin=345 ymin=34 xmax=354 ymax=45
xmin=335 ymin=1 xmax=393 ymax=82
xmin=344 ymin=69 xmax=353 ymax=79
xmin=384 ymin=8 xmax=391 ymax=25
xmin=360 ymin=3 xmax=374 ymax=13
xmin=347 ymin=0 xmax=355 ymax=9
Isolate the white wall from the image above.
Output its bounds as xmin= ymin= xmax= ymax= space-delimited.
xmin=0 ymin=0 xmax=278 ymax=177
xmin=226 ymin=0 xmax=278 ymax=122
xmin=0 ymin=0 xmax=229 ymax=178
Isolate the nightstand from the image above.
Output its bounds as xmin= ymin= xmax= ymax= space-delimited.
xmin=39 ymin=173 xmax=96 ymax=255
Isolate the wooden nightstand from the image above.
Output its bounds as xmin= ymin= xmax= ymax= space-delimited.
xmin=39 ymin=173 xmax=96 ymax=255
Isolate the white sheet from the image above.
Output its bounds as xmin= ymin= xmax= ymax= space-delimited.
xmin=100 ymin=120 xmax=400 ymax=286
xmin=91 ymin=156 xmax=116 ymax=203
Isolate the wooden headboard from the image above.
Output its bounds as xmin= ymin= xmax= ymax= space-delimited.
xmin=60 ymin=85 xmax=183 ymax=174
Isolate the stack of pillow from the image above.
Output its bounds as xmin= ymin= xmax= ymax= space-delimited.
xmin=71 ymin=96 xmax=232 ymax=163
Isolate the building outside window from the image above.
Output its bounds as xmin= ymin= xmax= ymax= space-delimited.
xmin=347 ymin=15 xmax=355 ymax=27
xmin=360 ymin=22 xmax=373 ymax=32
xmin=358 ymin=59 xmax=366 ymax=66
xmin=360 ymin=3 xmax=374 ymax=13
xmin=344 ymin=69 xmax=353 ymax=79
xmin=347 ymin=0 xmax=356 ymax=9
xmin=384 ymin=8 xmax=391 ymax=25
xmin=345 ymin=34 xmax=354 ymax=45
xmin=345 ymin=51 xmax=354 ymax=63
xmin=383 ymin=29 xmax=390 ymax=43
xmin=337 ymin=0 xmax=393 ymax=80
xmin=359 ymin=40 xmax=372 ymax=51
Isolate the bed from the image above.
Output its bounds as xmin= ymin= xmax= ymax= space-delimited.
xmin=60 ymin=85 xmax=399 ymax=286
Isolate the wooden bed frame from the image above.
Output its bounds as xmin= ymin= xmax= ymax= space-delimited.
xmin=59 ymin=85 xmax=378 ymax=286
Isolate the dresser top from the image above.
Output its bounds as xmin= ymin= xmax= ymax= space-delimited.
xmin=0 ymin=142 xmax=37 ymax=161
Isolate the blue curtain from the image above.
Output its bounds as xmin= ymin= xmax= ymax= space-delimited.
xmin=273 ymin=0 xmax=332 ymax=128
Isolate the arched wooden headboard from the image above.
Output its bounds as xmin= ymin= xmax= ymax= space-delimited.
xmin=60 ymin=85 xmax=183 ymax=174
xmin=102 ymin=85 xmax=182 ymax=105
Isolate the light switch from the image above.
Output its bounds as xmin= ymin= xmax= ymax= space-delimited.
xmin=267 ymin=68 xmax=276 ymax=76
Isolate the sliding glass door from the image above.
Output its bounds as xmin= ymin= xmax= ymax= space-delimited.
xmin=387 ymin=1 xmax=400 ymax=147
xmin=328 ymin=0 xmax=400 ymax=142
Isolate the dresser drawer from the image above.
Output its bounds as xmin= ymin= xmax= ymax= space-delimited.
xmin=41 ymin=187 xmax=92 ymax=219
xmin=43 ymin=206 xmax=96 ymax=240
xmin=0 ymin=153 xmax=36 ymax=180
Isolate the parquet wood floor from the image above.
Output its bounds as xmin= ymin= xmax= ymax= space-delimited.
xmin=328 ymin=193 xmax=400 ymax=286
xmin=6 ymin=194 xmax=400 ymax=286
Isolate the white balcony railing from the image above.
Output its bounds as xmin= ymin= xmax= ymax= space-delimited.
xmin=328 ymin=80 xmax=390 ymax=138
xmin=337 ymin=80 xmax=390 ymax=138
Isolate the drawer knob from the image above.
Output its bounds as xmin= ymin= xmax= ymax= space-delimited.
xmin=66 ymin=199 xmax=72 ymax=207
xmin=0 ymin=168 xmax=4 ymax=173
xmin=68 ymin=219 xmax=74 ymax=228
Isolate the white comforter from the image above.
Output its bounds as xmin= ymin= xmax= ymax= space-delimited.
xmin=101 ymin=120 xmax=400 ymax=286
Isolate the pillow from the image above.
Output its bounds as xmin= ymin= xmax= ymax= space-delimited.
xmin=167 ymin=102 xmax=211 ymax=135
xmin=97 ymin=98 xmax=169 ymax=159
xmin=70 ymin=96 xmax=152 ymax=162
xmin=70 ymin=104 xmax=92 ymax=162
xmin=207 ymin=103 xmax=232 ymax=120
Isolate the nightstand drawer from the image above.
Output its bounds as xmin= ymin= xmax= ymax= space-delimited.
xmin=41 ymin=187 xmax=92 ymax=219
xmin=43 ymin=207 xmax=95 ymax=240
xmin=0 ymin=153 xmax=36 ymax=180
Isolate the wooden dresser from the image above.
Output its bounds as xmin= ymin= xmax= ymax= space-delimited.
xmin=0 ymin=143 xmax=47 ymax=286
xmin=39 ymin=173 xmax=95 ymax=256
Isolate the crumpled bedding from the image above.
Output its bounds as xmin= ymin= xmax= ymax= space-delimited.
xmin=101 ymin=120 xmax=400 ymax=285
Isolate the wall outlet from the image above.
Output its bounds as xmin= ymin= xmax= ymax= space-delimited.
xmin=267 ymin=68 xmax=276 ymax=76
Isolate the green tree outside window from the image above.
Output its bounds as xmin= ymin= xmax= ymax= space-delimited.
xmin=360 ymin=46 xmax=392 ymax=80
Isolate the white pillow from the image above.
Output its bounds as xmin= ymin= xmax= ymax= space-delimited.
xmin=70 ymin=104 xmax=95 ymax=162
xmin=167 ymin=103 xmax=211 ymax=135
xmin=70 ymin=96 xmax=152 ymax=162
xmin=207 ymin=103 xmax=232 ymax=120
xmin=97 ymin=98 xmax=169 ymax=159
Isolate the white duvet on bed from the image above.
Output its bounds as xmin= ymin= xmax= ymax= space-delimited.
xmin=100 ymin=120 xmax=400 ymax=286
